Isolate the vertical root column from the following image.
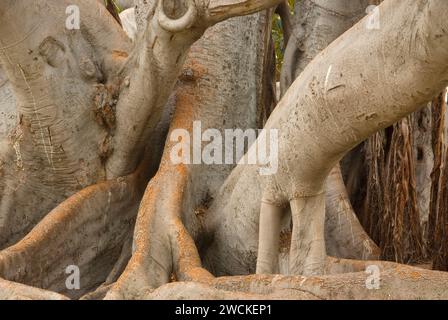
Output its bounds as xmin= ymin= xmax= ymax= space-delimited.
xmin=289 ymin=193 xmax=326 ymax=276
xmin=325 ymin=165 xmax=380 ymax=260
xmin=256 ymin=201 xmax=285 ymax=274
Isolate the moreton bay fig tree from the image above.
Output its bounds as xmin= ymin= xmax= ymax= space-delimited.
xmin=0 ymin=0 xmax=447 ymax=300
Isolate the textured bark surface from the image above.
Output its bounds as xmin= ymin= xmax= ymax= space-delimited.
xmin=105 ymin=7 xmax=275 ymax=299
xmin=0 ymin=0 xmax=133 ymax=249
xmin=205 ymin=0 xmax=448 ymax=280
xmin=0 ymin=0 xmax=448 ymax=300
xmin=280 ymin=0 xmax=369 ymax=95
xmin=277 ymin=0 xmax=379 ymax=263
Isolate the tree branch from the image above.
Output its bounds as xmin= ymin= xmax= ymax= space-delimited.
xmin=207 ymin=0 xmax=284 ymax=24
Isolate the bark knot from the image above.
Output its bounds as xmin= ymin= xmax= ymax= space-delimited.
xmin=93 ymin=84 xmax=119 ymax=132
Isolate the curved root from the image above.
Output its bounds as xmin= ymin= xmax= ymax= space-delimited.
xmin=0 ymin=161 xmax=149 ymax=299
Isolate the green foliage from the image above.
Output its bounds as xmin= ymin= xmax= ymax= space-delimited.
xmin=104 ymin=0 xmax=123 ymax=13
xmin=272 ymin=0 xmax=294 ymax=80
xmin=272 ymin=14 xmax=284 ymax=79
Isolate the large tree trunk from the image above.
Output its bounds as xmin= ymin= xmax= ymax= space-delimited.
xmin=104 ymin=5 xmax=275 ymax=299
xmin=203 ymin=0 xmax=448 ymax=278
xmin=278 ymin=0 xmax=380 ymax=262
xmin=0 ymin=0 xmax=133 ymax=248
xmin=280 ymin=0 xmax=369 ymax=95
xmin=0 ymin=0 xmax=448 ymax=300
